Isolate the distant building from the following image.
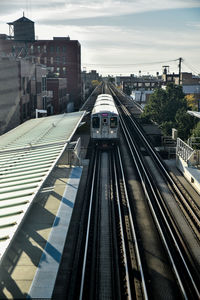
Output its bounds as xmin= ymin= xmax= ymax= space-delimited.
xmin=81 ymin=69 xmax=101 ymax=101
xmin=162 ymin=69 xmax=200 ymax=105
xmin=30 ymin=37 xmax=81 ymax=109
xmin=0 ymin=15 xmax=81 ymax=110
xmin=116 ymin=74 xmax=162 ymax=96
xmin=131 ymin=90 xmax=154 ymax=104
xmin=0 ymin=57 xmax=51 ymax=135
xmin=47 ymin=78 xmax=69 ymax=114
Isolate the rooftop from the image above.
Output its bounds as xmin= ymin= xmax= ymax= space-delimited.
xmin=0 ymin=112 xmax=85 ymax=262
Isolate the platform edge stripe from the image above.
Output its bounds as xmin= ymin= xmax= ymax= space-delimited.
xmin=27 ymin=166 xmax=83 ymax=299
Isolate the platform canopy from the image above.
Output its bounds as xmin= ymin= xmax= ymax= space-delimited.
xmin=187 ymin=110 xmax=200 ymax=119
xmin=0 ymin=111 xmax=85 ymax=261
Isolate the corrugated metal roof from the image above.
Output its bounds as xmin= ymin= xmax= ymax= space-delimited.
xmin=0 ymin=112 xmax=85 ymax=261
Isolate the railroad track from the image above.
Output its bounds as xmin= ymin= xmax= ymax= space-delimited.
xmin=110 ymin=85 xmax=200 ymax=299
xmin=78 ymin=146 xmax=150 ymax=299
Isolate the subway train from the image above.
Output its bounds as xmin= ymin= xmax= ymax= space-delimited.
xmin=91 ymin=94 xmax=119 ymax=145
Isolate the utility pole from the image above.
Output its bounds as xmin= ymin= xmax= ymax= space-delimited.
xmin=178 ymin=57 xmax=183 ymax=85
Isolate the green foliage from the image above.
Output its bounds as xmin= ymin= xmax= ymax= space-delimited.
xmin=91 ymin=80 xmax=100 ymax=86
xmin=191 ymin=121 xmax=200 ymax=138
xmin=161 ymin=121 xmax=175 ymax=136
xmin=141 ymin=83 xmax=195 ymax=140
xmin=142 ymin=83 xmax=187 ymax=124
xmin=124 ymin=85 xmax=131 ymax=96
xmin=175 ymin=108 xmax=197 ymax=140
xmin=185 ymin=94 xmax=198 ymax=111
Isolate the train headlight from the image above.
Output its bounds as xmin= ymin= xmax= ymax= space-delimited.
xmin=96 ymin=130 xmax=99 ymax=133
xmin=110 ymin=130 xmax=114 ymax=134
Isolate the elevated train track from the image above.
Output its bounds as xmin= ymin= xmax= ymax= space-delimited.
xmin=78 ymin=147 xmax=147 ymax=299
xmin=52 ymin=84 xmax=200 ymax=299
xmin=109 ymin=84 xmax=200 ymax=299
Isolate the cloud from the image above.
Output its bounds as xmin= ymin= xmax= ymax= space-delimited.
xmin=33 ymin=0 xmax=200 ymax=22
xmin=33 ymin=22 xmax=200 ymax=75
xmin=187 ymin=22 xmax=200 ymax=28
xmin=1 ymin=0 xmax=200 ymax=20
xmin=0 ymin=0 xmax=199 ymax=76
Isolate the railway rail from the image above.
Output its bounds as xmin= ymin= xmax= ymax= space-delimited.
xmin=78 ymin=146 xmax=150 ymax=299
xmin=110 ymin=85 xmax=200 ymax=299
xmin=52 ymin=84 xmax=200 ymax=299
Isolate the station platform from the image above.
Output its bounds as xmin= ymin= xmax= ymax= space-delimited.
xmin=165 ymin=158 xmax=200 ymax=199
xmin=176 ymin=156 xmax=200 ymax=196
xmin=0 ymin=162 xmax=82 ymax=299
xmin=0 ymin=112 xmax=86 ymax=299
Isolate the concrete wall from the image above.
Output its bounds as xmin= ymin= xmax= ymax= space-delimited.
xmin=176 ymin=155 xmax=200 ymax=195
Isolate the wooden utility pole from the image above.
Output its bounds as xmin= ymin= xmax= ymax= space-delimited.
xmin=178 ymin=57 xmax=183 ymax=85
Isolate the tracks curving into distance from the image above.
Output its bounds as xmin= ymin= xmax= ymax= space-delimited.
xmin=110 ymin=85 xmax=200 ymax=299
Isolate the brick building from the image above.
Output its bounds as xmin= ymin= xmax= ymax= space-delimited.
xmin=47 ymin=78 xmax=68 ymax=114
xmin=0 ymin=15 xmax=81 ymax=110
xmin=30 ymin=37 xmax=81 ymax=110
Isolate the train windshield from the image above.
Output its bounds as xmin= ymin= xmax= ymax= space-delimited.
xmin=92 ymin=116 xmax=100 ymax=128
xmin=110 ymin=117 xmax=118 ymax=128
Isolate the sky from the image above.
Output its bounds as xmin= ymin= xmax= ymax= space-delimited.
xmin=0 ymin=0 xmax=200 ymax=76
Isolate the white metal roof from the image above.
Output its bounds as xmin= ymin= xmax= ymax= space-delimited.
xmin=95 ymin=98 xmax=113 ymax=103
xmin=97 ymin=94 xmax=113 ymax=99
xmin=0 ymin=111 xmax=85 ymax=261
xmin=92 ymin=103 xmax=118 ymax=115
xmin=187 ymin=110 xmax=200 ymax=119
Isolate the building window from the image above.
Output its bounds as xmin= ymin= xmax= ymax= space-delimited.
xmin=37 ymin=57 xmax=40 ymax=64
xmin=36 ymin=82 xmax=42 ymax=94
xmin=56 ymin=67 xmax=60 ymax=74
xmin=50 ymin=46 xmax=54 ymax=53
xmin=23 ymin=103 xmax=26 ymax=119
xmin=22 ymin=77 xmax=26 ymax=95
xmin=63 ymin=67 xmax=66 ymax=75
xmin=50 ymin=57 xmax=54 ymax=64
xmin=27 ymin=80 xmax=31 ymax=94
xmin=44 ymin=57 xmax=47 ymax=64
xmin=62 ymin=56 xmax=66 ymax=64
xmin=56 ymin=46 xmax=60 ymax=53
xmin=43 ymin=45 xmax=47 ymax=53
xmin=30 ymin=45 xmax=34 ymax=54
xmin=63 ymin=46 xmax=66 ymax=52
xmin=42 ymin=77 xmax=47 ymax=92
xmin=43 ymin=97 xmax=47 ymax=109
xmin=37 ymin=46 xmax=40 ymax=53
xmin=34 ymin=95 xmax=37 ymax=109
xmin=55 ymin=57 xmax=60 ymax=64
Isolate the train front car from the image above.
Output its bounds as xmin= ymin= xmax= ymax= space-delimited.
xmin=91 ymin=94 xmax=119 ymax=147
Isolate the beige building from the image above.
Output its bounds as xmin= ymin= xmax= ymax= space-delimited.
xmin=0 ymin=57 xmax=50 ymax=135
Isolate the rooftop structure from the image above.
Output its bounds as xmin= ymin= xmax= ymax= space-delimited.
xmin=0 ymin=112 xmax=85 ymax=262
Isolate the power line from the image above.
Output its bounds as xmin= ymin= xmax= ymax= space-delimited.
xmin=82 ymin=58 xmax=178 ymax=67
xmin=182 ymin=60 xmax=200 ymax=75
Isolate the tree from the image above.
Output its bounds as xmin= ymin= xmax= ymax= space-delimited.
xmin=142 ymin=83 xmax=187 ymax=125
xmin=175 ymin=108 xmax=197 ymax=140
xmin=142 ymin=88 xmax=167 ymax=123
xmin=190 ymin=121 xmax=200 ymax=149
xmin=161 ymin=121 xmax=175 ymax=136
xmin=191 ymin=121 xmax=200 ymax=138
xmin=185 ymin=94 xmax=197 ymax=111
xmin=141 ymin=83 xmax=191 ymax=139
xmin=91 ymin=80 xmax=100 ymax=87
